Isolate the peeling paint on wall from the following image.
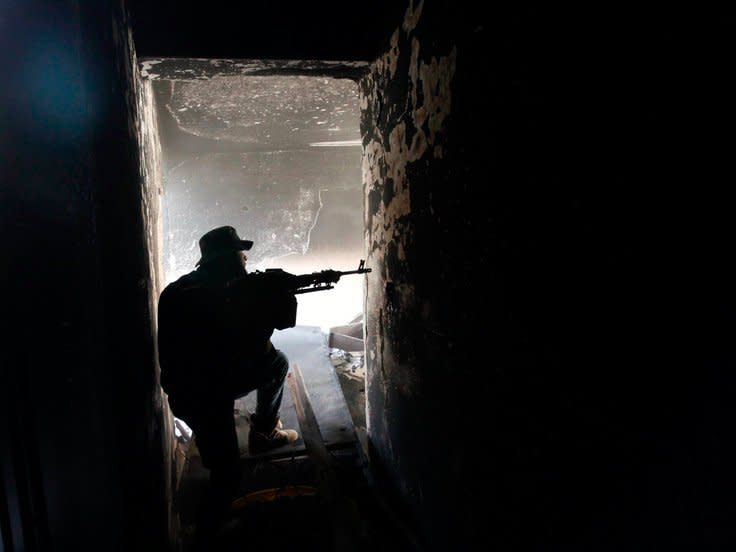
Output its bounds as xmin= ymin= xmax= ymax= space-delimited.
xmin=361 ymin=40 xmax=456 ymax=271
xmin=358 ymin=0 xmax=458 ymax=519
xmin=402 ymin=0 xmax=424 ymax=33
xmin=360 ymin=2 xmax=457 ymax=399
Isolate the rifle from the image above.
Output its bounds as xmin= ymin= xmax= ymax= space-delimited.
xmin=234 ymin=260 xmax=372 ymax=329
xmin=251 ymin=259 xmax=372 ymax=295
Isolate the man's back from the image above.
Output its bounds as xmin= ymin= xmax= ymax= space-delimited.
xmin=158 ymin=270 xmax=228 ymax=400
xmin=157 ymin=268 xmax=280 ymax=402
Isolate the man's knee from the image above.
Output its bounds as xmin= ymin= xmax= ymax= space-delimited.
xmin=273 ymin=349 xmax=289 ymax=379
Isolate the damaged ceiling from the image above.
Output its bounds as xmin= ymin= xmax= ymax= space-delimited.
xmin=158 ymin=73 xmax=362 ymax=151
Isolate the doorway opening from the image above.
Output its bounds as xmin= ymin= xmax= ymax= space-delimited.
xmin=142 ymin=58 xmax=370 ymax=465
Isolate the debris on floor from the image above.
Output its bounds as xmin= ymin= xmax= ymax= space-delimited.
xmin=329 ymin=348 xmax=365 ymax=379
xmin=328 ymin=347 xmax=366 ymax=432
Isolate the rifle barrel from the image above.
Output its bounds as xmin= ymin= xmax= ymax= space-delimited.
xmin=338 ymin=268 xmax=372 ymax=276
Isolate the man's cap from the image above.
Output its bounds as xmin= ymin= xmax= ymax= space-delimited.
xmin=196 ymin=225 xmax=253 ymax=266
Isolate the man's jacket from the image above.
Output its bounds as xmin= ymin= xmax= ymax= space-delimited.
xmin=157 ymin=269 xmax=287 ymax=403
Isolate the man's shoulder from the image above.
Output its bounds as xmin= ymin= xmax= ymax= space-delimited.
xmin=160 ymin=271 xmax=201 ymax=299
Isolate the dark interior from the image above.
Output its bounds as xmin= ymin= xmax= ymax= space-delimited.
xmin=2 ymin=1 xmax=736 ymax=550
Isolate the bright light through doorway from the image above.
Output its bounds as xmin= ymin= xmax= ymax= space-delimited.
xmin=155 ymin=73 xmax=364 ymax=332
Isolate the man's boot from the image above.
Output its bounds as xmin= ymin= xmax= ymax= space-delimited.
xmin=248 ymin=413 xmax=298 ymax=453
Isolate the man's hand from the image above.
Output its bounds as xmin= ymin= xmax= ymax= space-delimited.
xmin=322 ymin=270 xmax=341 ymax=283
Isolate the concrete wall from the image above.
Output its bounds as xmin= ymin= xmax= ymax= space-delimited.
xmin=136 ymin=67 xmax=176 ymax=543
xmin=1 ymin=1 xmax=170 ymax=549
xmin=360 ymin=1 xmax=736 ymax=550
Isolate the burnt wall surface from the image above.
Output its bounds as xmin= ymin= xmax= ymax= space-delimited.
xmin=1 ymin=1 xmax=169 ymax=549
xmin=128 ymin=1 xmax=407 ymax=62
xmin=136 ymin=72 xmax=175 ymax=541
xmin=361 ymin=1 xmax=736 ymax=550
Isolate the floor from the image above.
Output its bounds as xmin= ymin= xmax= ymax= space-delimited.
xmin=172 ymin=326 xmax=414 ymax=551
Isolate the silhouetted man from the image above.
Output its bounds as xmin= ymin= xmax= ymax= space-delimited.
xmin=157 ymin=225 xmax=300 ymax=544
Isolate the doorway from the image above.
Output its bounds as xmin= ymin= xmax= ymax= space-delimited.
xmin=142 ymin=58 xmax=370 ymax=449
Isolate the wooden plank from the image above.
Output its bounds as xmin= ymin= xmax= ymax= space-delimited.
xmin=287 ymin=364 xmax=361 ymax=551
xmin=287 ymin=367 xmax=330 ymax=467
xmin=328 ymin=323 xmax=363 ymax=339
xmin=271 ymin=326 xmax=357 ymax=447
xmin=328 ymin=332 xmax=363 ymax=351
